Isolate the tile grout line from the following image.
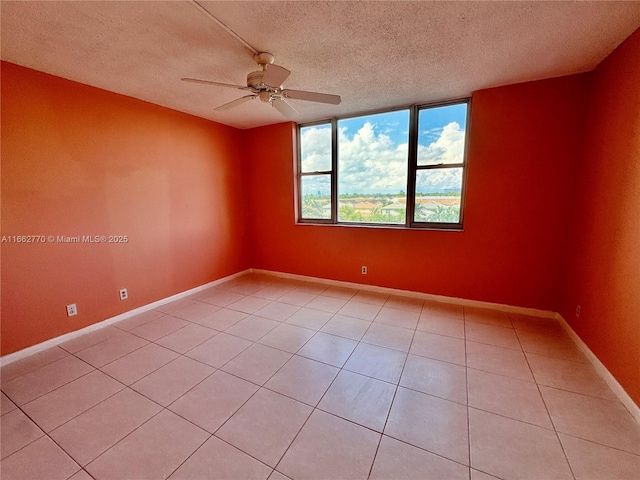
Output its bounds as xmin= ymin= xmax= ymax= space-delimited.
xmin=463 ymin=306 xmax=472 ymax=480
xmin=366 ymin=306 xmax=420 ymax=479
xmin=513 ymin=311 xmax=578 ymax=480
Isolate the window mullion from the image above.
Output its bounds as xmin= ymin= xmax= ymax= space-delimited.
xmin=406 ymin=105 xmax=419 ymax=227
xmin=331 ymin=117 xmax=338 ymax=224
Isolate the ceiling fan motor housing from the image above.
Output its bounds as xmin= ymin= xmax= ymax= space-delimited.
xmin=247 ymin=70 xmax=266 ymax=89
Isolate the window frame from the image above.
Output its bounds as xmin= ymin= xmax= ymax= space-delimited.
xmin=297 ymin=98 xmax=470 ymax=230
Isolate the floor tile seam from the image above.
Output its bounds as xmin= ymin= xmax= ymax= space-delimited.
xmin=69 ymin=325 xmax=148 ymax=355
xmin=463 ymin=318 xmax=514 ymax=330
xmin=414 ymin=325 xmax=465 ymax=340
xmin=163 ymin=430 xmax=217 ymax=480
xmin=85 ymin=328 xmax=152 ymax=354
xmin=0 ymin=427 xmax=84 ymax=477
xmin=318 ymin=325 xmax=368 ymax=343
xmin=406 ymin=349 xmax=465 ymax=367
xmin=255 ymin=324 xmax=322 ymax=356
xmin=151 ymin=326 xmax=221 ymax=354
xmin=198 ymin=299 xmax=247 ymax=308
xmin=97 ymin=349 xmax=187 ymax=387
xmin=518 ymin=350 xmax=577 ymax=480
xmin=176 ymin=431 xmax=277 ymax=477
xmin=221 ymin=322 xmax=281 ymax=344
xmin=359 ymin=336 xmax=411 ymax=354
xmin=372 ymin=318 xmax=420 ymax=331
xmin=49 ymin=393 xmax=168 ymax=470
xmin=217 ymin=351 xmax=295 ymax=389
xmin=0 ymin=348 xmax=71 ymax=385
xmin=300 ymin=303 xmax=346 ymax=315
xmin=380 ymin=326 xmax=416 ymax=424
xmin=464 ymin=318 xmax=472 ymax=477
xmin=261 ymin=319 xmax=319 ymax=335
xmin=79 ymin=402 xmax=210 ymax=474
xmin=174 ymin=377 xmax=264 ymax=438
xmin=128 ymin=316 xmax=195 ymax=341
xmin=381 ymin=431 xmax=472 ymax=470
xmin=252 ymin=290 xmax=294 ymax=301
xmin=531 ymin=381 xmax=624 ymax=403
xmin=353 ymin=299 xmax=388 ymax=308
xmin=321 ymin=293 xmax=358 ymax=301
xmin=272 ymin=297 xmax=317 ymax=308
xmin=463 ymin=319 xmax=517 ymax=332
xmin=555 ymin=431 xmax=640 ymax=458
xmin=269 ymin=407 xmax=370 ymax=476
xmin=419 ymin=309 xmax=464 ymax=320
xmin=32 ymin=381 xmax=128 ymax=435
xmin=342 ymin=363 xmax=404 ymax=387
xmin=465 ymin=338 xmax=525 ymax=354
xmin=0 ymin=404 xmax=19 ymax=417
xmin=292 ymin=351 xmax=354 ymax=370
xmin=465 ymin=365 xmax=536 ymax=383
xmin=511 ymin=326 xmax=568 ymax=339
xmin=314 ymin=405 xmax=389 ymax=435
xmin=311 ymin=332 xmax=363 ymax=408
xmin=253 ymin=311 xmax=302 ymax=324
xmin=381 ymin=300 xmax=424 ymax=314
xmin=366 ymin=323 xmax=421 ymax=479
xmin=225 ymin=303 xmax=276 ymax=317
xmin=463 ymin=337 xmax=524 ymax=352
xmin=366 ymin=420 xmax=386 ymax=478
xmin=110 ymin=312 xmax=171 ymax=334
xmin=522 ymin=349 xmax=594 ymax=366
xmin=333 ymin=309 xmax=380 ymax=323
xmin=168 ymin=309 xmax=223 ymax=323
xmin=228 ymin=288 xmax=264 ymax=296
xmin=4 ymin=364 xmax=98 ymax=409
xmin=466 ymin=404 xmax=557 ymax=432
xmin=0 ymin=404 xmax=47 ymax=461
xmin=292 ymin=286 xmax=330 ymax=296
xmin=537 ymin=383 xmax=640 ymax=431
xmin=182 ymin=335 xmax=255 ymax=370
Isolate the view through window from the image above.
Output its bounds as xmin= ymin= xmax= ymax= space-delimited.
xmin=298 ymin=101 xmax=469 ymax=228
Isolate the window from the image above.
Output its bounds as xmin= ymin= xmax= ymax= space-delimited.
xmin=298 ymin=100 xmax=469 ymax=229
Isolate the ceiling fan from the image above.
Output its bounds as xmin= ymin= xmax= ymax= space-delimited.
xmin=182 ymin=52 xmax=341 ymax=117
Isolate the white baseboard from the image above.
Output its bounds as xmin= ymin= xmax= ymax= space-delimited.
xmin=556 ymin=313 xmax=640 ymax=424
xmin=0 ymin=269 xmax=250 ymax=367
xmin=251 ymin=268 xmax=557 ymax=319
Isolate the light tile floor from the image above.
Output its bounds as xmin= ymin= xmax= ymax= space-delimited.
xmin=2 ymin=273 xmax=640 ymax=479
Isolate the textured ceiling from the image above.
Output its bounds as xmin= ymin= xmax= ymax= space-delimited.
xmin=2 ymin=1 xmax=640 ymax=129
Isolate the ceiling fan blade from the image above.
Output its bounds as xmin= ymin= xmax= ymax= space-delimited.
xmin=215 ymin=95 xmax=256 ymax=111
xmin=281 ymin=89 xmax=341 ymax=105
xmin=272 ymin=97 xmax=298 ymax=118
xmin=182 ymin=78 xmax=246 ymax=90
xmin=262 ymin=64 xmax=291 ymax=88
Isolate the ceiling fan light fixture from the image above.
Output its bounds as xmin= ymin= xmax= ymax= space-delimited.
xmin=258 ymin=91 xmax=272 ymax=103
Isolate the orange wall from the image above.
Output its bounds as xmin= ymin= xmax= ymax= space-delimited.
xmin=245 ymin=75 xmax=587 ymax=311
xmin=560 ymin=30 xmax=640 ymax=405
xmin=1 ymin=62 xmax=249 ymax=355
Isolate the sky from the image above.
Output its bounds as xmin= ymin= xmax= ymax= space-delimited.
xmin=300 ymin=103 xmax=467 ymax=196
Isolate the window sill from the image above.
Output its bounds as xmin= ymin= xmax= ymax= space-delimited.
xmin=295 ymin=221 xmax=464 ymax=232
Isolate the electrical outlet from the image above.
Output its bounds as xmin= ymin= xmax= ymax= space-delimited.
xmin=119 ymin=288 xmax=128 ymax=300
xmin=66 ymin=304 xmax=77 ymax=317
xmin=362 ymin=266 xmax=368 ymax=274
xmin=576 ymin=304 xmax=581 ymax=317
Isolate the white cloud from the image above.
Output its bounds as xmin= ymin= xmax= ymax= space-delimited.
xmin=338 ymin=122 xmax=408 ymax=194
xmin=417 ymin=122 xmax=465 ymax=165
xmin=301 ymin=121 xmax=465 ymax=195
xmin=300 ymin=125 xmax=331 ymax=172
